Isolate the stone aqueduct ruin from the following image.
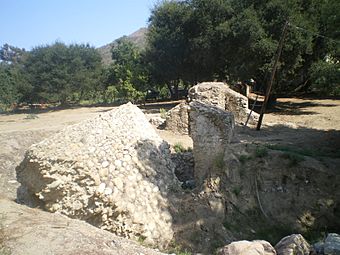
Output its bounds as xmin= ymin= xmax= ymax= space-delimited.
xmin=16 ymin=82 xmax=340 ymax=250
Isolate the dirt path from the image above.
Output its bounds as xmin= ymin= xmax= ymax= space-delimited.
xmin=235 ymin=98 xmax=340 ymax=159
xmin=263 ymin=97 xmax=340 ymax=130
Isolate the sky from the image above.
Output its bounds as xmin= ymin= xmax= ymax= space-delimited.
xmin=0 ymin=0 xmax=157 ymax=50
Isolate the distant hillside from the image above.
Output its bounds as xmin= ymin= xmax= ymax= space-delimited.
xmin=97 ymin=27 xmax=147 ymax=65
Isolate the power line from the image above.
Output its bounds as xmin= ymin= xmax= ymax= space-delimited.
xmin=288 ymin=22 xmax=340 ymax=44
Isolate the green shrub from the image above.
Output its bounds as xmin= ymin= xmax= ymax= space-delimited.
xmin=159 ymin=108 xmax=167 ymax=119
xmin=266 ymin=144 xmax=340 ymax=159
xmin=282 ymin=152 xmax=305 ymax=167
xmin=167 ymin=241 xmax=192 ymax=255
xmin=239 ymin=154 xmax=252 ymax=164
xmin=232 ymin=185 xmax=242 ymax=196
xmin=254 ymin=146 xmax=268 ymax=158
xmin=173 ymin=143 xmax=185 ymax=153
xmin=310 ymin=60 xmax=340 ymax=96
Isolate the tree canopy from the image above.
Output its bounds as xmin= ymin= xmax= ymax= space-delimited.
xmin=146 ymin=0 xmax=339 ymax=95
xmin=23 ymin=42 xmax=102 ymax=104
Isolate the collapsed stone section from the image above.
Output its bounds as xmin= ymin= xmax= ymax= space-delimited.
xmin=189 ymin=101 xmax=235 ymax=185
xmin=16 ymin=102 xmax=179 ymax=248
xmin=189 ymin=82 xmax=259 ymax=124
xmin=165 ymin=102 xmax=190 ymax=134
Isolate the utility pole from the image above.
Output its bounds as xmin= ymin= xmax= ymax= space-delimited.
xmin=256 ymin=21 xmax=289 ymax=130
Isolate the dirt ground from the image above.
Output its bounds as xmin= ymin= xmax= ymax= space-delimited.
xmin=0 ymin=97 xmax=339 ymax=200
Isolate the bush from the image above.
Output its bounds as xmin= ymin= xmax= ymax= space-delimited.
xmin=159 ymin=108 xmax=167 ymax=119
xmin=254 ymin=146 xmax=268 ymax=158
xmin=239 ymin=154 xmax=252 ymax=164
xmin=310 ymin=60 xmax=340 ymax=96
xmin=173 ymin=143 xmax=185 ymax=153
xmin=282 ymin=152 xmax=305 ymax=167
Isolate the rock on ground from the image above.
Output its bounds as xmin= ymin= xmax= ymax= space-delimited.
xmin=217 ymin=240 xmax=276 ymax=255
xmin=188 ymin=82 xmax=259 ymax=124
xmin=149 ymin=116 xmax=166 ymax=128
xmin=325 ymin=233 xmax=340 ymax=255
xmin=0 ymin=198 xmax=166 ymax=255
xmin=189 ymin=101 xmax=234 ymax=185
xmin=16 ymin=102 xmax=179 ymax=248
xmin=275 ymin=234 xmax=311 ymax=255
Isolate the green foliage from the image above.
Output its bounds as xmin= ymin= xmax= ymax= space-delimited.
xmin=0 ymin=64 xmax=18 ymax=111
xmin=0 ymin=59 xmax=28 ymax=111
xmin=173 ymin=143 xmax=185 ymax=153
xmin=23 ymin=42 xmax=102 ymax=104
xmin=239 ymin=154 xmax=252 ymax=164
xmin=103 ymin=39 xmax=149 ymax=103
xmin=146 ymin=0 xmax=340 ymax=95
xmin=159 ymin=108 xmax=167 ymax=119
xmin=167 ymin=241 xmax=192 ymax=255
xmin=282 ymin=152 xmax=305 ymax=167
xmin=137 ymin=235 xmax=146 ymax=244
xmin=232 ymin=185 xmax=243 ymax=196
xmin=310 ymin=59 xmax=340 ymax=96
xmin=254 ymin=146 xmax=268 ymax=158
xmin=266 ymin=144 xmax=340 ymax=158
xmin=103 ymin=86 xmax=118 ymax=103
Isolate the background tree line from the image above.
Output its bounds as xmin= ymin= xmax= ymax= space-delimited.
xmin=1 ymin=0 xmax=339 ymax=111
xmin=145 ymin=0 xmax=339 ymax=96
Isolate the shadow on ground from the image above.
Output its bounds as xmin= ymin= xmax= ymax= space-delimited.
xmin=134 ymin=123 xmax=340 ymax=254
xmin=263 ymin=100 xmax=338 ymax=116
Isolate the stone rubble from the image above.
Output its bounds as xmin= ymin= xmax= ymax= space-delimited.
xmin=324 ymin=233 xmax=340 ymax=255
xmin=149 ymin=116 xmax=166 ymax=128
xmin=164 ymin=102 xmax=190 ymax=134
xmin=16 ymin=102 xmax=180 ymax=248
xmin=217 ymin=240 xmax=277 ymax=255
xmin=275 ymin=234 xmax=311 ymax=255
xmin=188 ymin=82 xmax=259 ymax=124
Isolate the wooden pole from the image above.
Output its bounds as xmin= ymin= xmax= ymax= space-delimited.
xmin=256 ymin=21 xmax=289 ymax=130
xmin=245 ymin=94 xmax=258 ymax=127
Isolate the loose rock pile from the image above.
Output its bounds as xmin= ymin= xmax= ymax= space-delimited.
xmin=275 ymin=234 xmax=310 ymax=255
xmin=16 ymin=102 xmax=179 ymax=248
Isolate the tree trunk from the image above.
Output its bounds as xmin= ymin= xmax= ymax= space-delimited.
xmin=167 ymin=83 xmax=174 ymax=99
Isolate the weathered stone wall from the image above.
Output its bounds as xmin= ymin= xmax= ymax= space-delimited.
xmin=16 ymin=103 xmax=179 ymax=248
xmin=164 ymin=102 xmax=190 ymax=134
xmin=188 ymin=101 xmax=235 ymax=185
xmin=188 ymin=82 xmax=258 ymax=124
